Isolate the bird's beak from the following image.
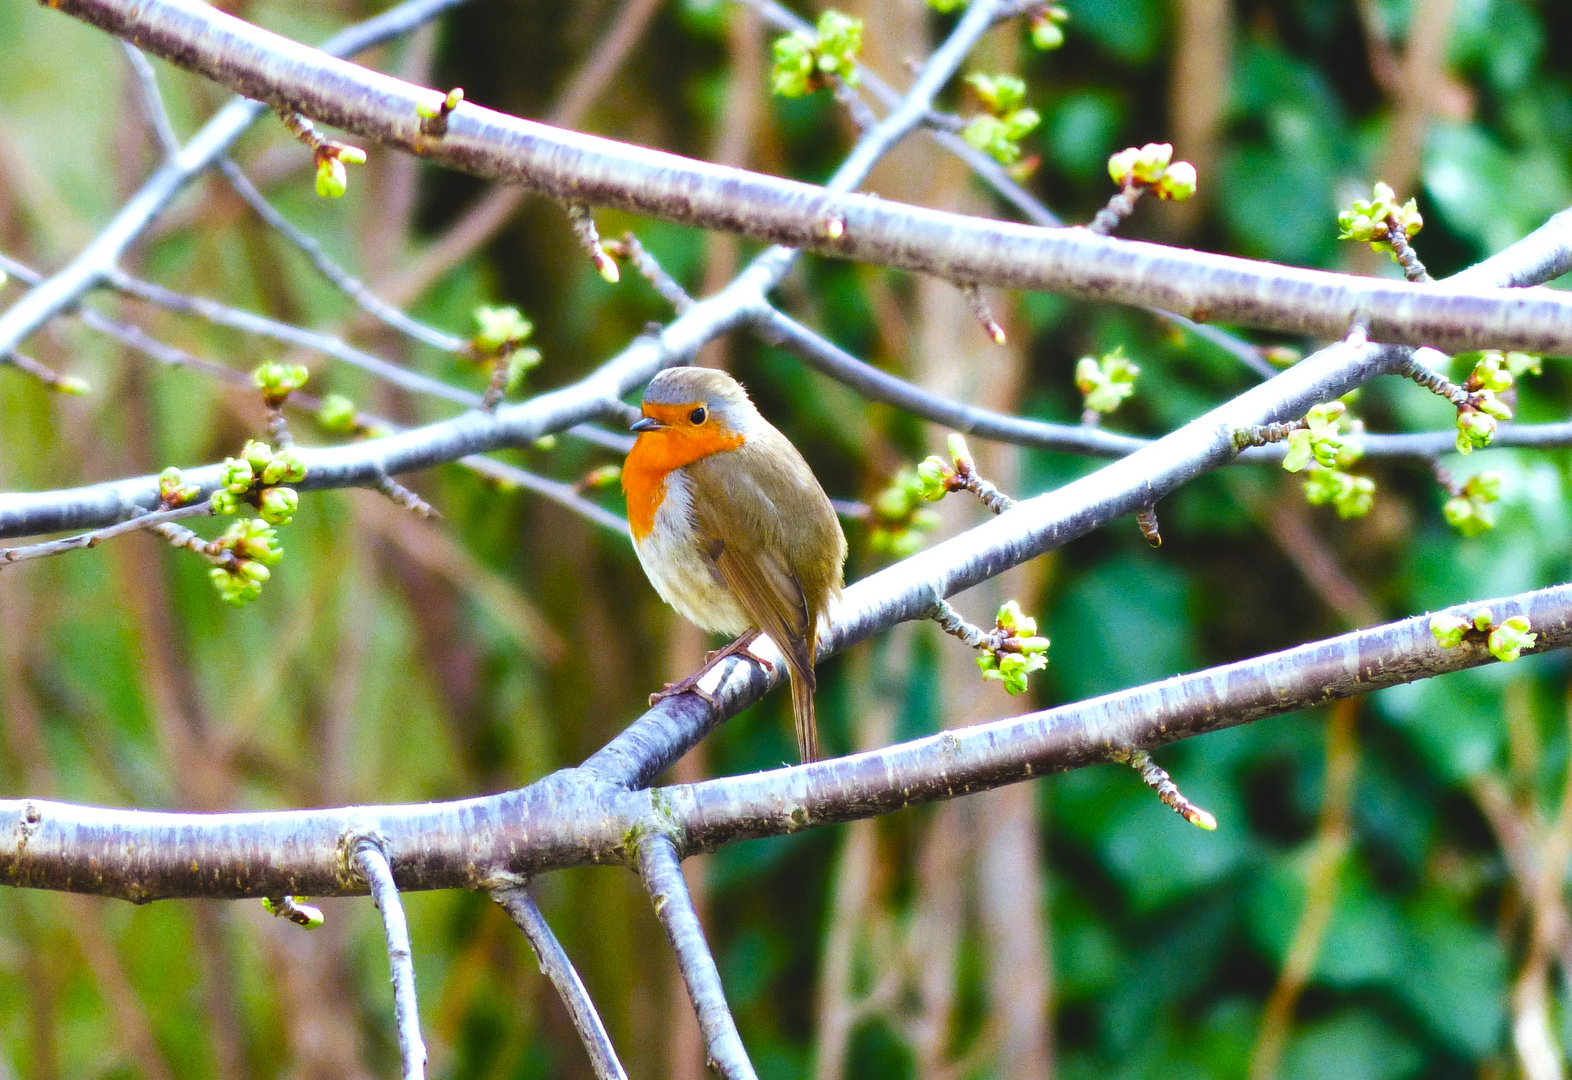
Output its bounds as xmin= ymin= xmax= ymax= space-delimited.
xmin=629 ymin=416 xmax=664 ymax=433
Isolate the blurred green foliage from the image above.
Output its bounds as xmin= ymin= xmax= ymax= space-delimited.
xmin=0 ymin=0 xmax=1570 ymax=1078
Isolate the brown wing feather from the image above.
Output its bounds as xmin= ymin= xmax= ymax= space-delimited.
xmin=686 ymin=432 xmax=842 ymax=761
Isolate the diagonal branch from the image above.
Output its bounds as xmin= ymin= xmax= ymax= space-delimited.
xmin=493 ymin=885 xmax=630 ymax=1080
xmin=352 ymin=834 xmax=428 ymax=1080
xmin=34 ymin=0 xmax=1572 ymax=354
xmin=637 ymin=835 xmax=757 ymax=1080
xmin=0 ymin=0 xmax=473 ymax=359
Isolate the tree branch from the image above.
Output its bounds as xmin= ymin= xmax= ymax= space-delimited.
xmin=352 ymin=835 xmax=428 ymax=1080
xmin=637 ymin=835 xmax=757 ymax=1080
xmin=0 ymin=581 xmax=1568 ymax=902
xmin=33 ymin=0 xmax=1572 ymax=354
xmin=492 ymin=885 xmax=630 ymax=1080
xmin=0 ymin=0 xmax=473 ymax=360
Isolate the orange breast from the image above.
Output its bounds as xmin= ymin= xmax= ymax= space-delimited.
xmin=622 ymin=421 xmax=744 ymax=540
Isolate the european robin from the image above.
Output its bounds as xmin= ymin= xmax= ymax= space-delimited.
xmin=623 ymin=367 xmax=847 ymax=762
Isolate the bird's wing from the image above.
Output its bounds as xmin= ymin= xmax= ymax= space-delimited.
xmin=688 ymin=453 xmax=818 ymax=680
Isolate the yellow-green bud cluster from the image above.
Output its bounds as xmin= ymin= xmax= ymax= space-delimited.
xmin=961 ymin=73 xmax=1041 ymax=166
xmin=868 ymin=470 xmax=941 ymax=559
xmin=157 ymin=467 xmax=202 ymax=508
xmin=1107 ymin=143 xmax=1197 ymax=201
xmin=262 ymin=896 xmax=326 ymax=928
xmin=1029 ymin=5 xmax=1069 ymax=49
xmin=1336 ymin=181 xmax=1421 ymax=252
xmin=976 ymin=600 xmax=1050 ymax=696
xmin=252 ymin=361 xmax=309 ymax=406
xmin=313 ymin=144 xmax=366 ymax=199
xmin=1442 ymin=471 xmax=1502 ymax=536
xmin=1455 ymin=393 xmax=1512 ymax=455
xmin=1281 ymin=402 xmax=1347 ymax=473
xmin=1075 ymin=348 xmax=1140 ymax=414
xmin=211 ymin=441 xmax=306 ymax=524
xmin=415 ymin=86 xmax=464 ymax=119
xmin=1430 ymin=608 xmax=1537 ymax=662
xmin=208 ymin=519 xmax=285 ymax=607
xmin=1303 ymin=466 xmax=1375 ymax=519
xmin=771 ymin=11 xmax=864 ymax=98
xmin=472 ymin=305 xmax=534 ymax=355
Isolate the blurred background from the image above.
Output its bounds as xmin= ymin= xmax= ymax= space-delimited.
xmin=1 ymin=0 xmax=1571 ymax=1077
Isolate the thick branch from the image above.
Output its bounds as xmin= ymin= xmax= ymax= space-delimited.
xmin=33 ymin=0 xmax=1572 ymax=354
xmin=1 ymin=582 xmax=1568 ymax=901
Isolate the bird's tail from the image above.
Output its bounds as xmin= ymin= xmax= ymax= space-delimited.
xmin=788 ymin=662 xmax=820 ymax=763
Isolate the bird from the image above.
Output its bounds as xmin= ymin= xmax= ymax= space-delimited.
xmin=622 ymin=366 xmax=847 ymax=762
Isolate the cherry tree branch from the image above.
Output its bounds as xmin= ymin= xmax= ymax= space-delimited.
xmin=492 ymin=886 xmax=630 ymax=1080
xmin=0 ymin=0 xmax=473 ymax=359
xmin=352 ymin=835 xmax=428 ymax=1080
xmin=0 ymin=580 xmax=1566 ymax=901
xmin=33 ymin=0 xmax=1572 ymax=355
xmin=638 ymin=835 xmax=757 ymax=1080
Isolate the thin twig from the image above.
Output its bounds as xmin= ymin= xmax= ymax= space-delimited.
xmin=0 ymin=0 xmax=475 ymax=360
xmin=351 ymin=836 xmax=428 ymax=1080
xmin=492 ymin=886 xmax=630 ymax=1080
xmin=637 ymin=835 xmax=758 ymax=1080
xmin=216 ymin=158 xmax=469 ymax=354
xmin=120 ymin=42 xmax=181 ymax=158
xmin=0 ymin=502 xmax=213 ymax=566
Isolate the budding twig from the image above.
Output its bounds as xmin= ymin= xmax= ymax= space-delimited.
xmin=602 ymin=233 xmax=693 ymax=312
xmin=1120 ymin=748 xmax=1217 ymax=830
xmin=961 ymin=282 xmax=1007 ymax=344
xmin=567 ymin=204 xmax=621 ymax=283
xmin=1 ymin=351 xmax=90 ymax=395
xmin=375 ymin=475 xmax=441 ymax=519
xmin=0 ymin=502 xmax=213 ymax=566
xmin=351 ymin=835 xmax=428 ymax=1080
xmin=493 ymin=886 xmax=629 ymax=1080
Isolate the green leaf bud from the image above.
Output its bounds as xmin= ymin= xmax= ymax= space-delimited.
xmin=1429 ymin=613 xmax=1470 ymax=649
xmin=209 ymin=489 xmax=240 ymax=516
xmin=770 ymin=32 xmax=817 ymax=97
xmin=315 ymin=156 xmax=348 ymax=199
xmin=242 ymin=440 xmax=274 ymax=473
xmin=220 ymin=457 xmax=255 ymax=494
xmin=1471 ymin=608 xmax=1494 ymax=632
xmin=1487 ymin=616 xmax=1537 ymax=662
xmin=257 ymin=486 xmax=299 ymax=526
xmin=317 ymin=393 xmax=359 ymax=433
xmin=916 ymin=457 xmax=952 ymax=501
xmin=1455 ymin=409 xmax=1495 ymax=453
xmin=1504 ymin=351 xmax=1542 ymax=377
xmin=252 ymin=361 xmax=309 ymax=403
xmin=1029 ymin=6 xmax=1068 ymax=49
xmin=505 ymin=346 xmax=543 ymax=394
xmin=261 ymin=449 xmax=307 ymax=486
xmin=1474 ymin=390 xmax=1513 ymax=422
xmin=472 ymin=306 xmax=533 ymax=354
xmin=1154 ymin=160 xmax=1197 ymax=201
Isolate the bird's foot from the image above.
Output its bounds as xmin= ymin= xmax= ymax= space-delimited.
xmin=649 ymin=629 xmax=777 ymax=707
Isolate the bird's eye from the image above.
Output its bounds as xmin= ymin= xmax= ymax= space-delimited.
xmin=689 ymin=407 xmax=707 ymax=425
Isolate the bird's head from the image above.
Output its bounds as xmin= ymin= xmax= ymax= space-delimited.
xmin=627 ymin=367 xmax=757 ymax=467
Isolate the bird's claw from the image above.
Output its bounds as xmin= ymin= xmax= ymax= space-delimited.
xmin=647 ymin=630 xmax=776 ymax=707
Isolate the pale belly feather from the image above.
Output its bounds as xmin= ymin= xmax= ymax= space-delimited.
xmin=633 ymin=468 xmax=751 ymax=635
